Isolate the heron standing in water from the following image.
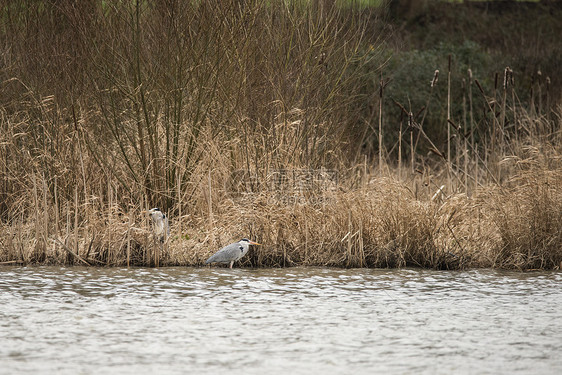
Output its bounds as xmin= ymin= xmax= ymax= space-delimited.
xmin=146 ymin=207 xmax=170 ymax=243
xmin=205 ymin=238 xmax=261 ymax=269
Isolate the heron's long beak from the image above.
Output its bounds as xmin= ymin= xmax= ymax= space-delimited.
xmin=249 ymin=240 xmax=262 ymax=246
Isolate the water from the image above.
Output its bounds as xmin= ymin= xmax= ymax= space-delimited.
xmin=1 ymin=267 xmax=561 ymax=375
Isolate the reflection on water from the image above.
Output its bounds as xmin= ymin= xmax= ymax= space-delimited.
xmin=1 ymin=267 xmax=561 ymax=374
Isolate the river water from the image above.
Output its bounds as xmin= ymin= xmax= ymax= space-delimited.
xmin=1 ymin=267 xmax=561 ymax=374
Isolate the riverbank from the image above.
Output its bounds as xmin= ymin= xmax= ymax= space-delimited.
xmin=1 ymin=1 xmax=561 ymax=270
xmin=2 ymin=132 xmax=561 ymax=270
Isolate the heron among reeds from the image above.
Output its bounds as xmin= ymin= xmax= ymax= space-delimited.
xmin=146 ymin=208 xmax=170 ymax=243
xmin=205 ymin=238 xmax=261 ymax=268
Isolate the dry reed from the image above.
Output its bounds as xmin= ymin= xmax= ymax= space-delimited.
xmin=0 ymin=1 xmax=560 ymax=270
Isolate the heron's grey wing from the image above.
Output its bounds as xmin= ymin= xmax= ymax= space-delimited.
xmin=205 ymin=243 xmax=243 ymax=264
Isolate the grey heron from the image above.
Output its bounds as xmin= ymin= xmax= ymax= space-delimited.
xmin=205 ymin=238 xmax=261 ymax=269
xmin=146 ymin=207 xmax=170 ymax=243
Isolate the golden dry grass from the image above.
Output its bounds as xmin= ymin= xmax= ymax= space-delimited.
xmin=2 ymin=127 xmax=560 ymax=270
xmin=1 ymin=1 xmax=561 ymax=270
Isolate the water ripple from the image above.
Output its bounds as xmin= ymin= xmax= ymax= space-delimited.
xmin=0 ymin=266 xmax=561 ymax=374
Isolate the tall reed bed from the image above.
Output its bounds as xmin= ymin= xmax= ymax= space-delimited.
xmin=0 ymin=0 xmax=560 ymax=269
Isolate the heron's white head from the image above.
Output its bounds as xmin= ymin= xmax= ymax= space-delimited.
xmin=240 ymin=238 xmax=261 ymax=246
xmin=147 ymin=207 xmax=164 ymax=221
xmin=237 ymin=238 xmax=261 ymax=255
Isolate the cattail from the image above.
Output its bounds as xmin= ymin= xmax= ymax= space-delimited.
xmin=546 ymin=76 xmax=551 ymax=117
xmin=503 ymin=67 xmax=510 ymax=89
xmin=475 ymin=79 xmax=485 ymax=95
xmin=537 ymin=70 xmax=543 ymax=115
xmin=431 ymin=70 xmax=439 ymax=87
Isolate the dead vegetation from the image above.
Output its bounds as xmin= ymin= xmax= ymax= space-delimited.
xmin=0 ymin=0 xmax=561 ymax=270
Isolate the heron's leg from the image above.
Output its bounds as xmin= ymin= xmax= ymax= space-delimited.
xmin=229 ymin=261 xmax=233 ymax=269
